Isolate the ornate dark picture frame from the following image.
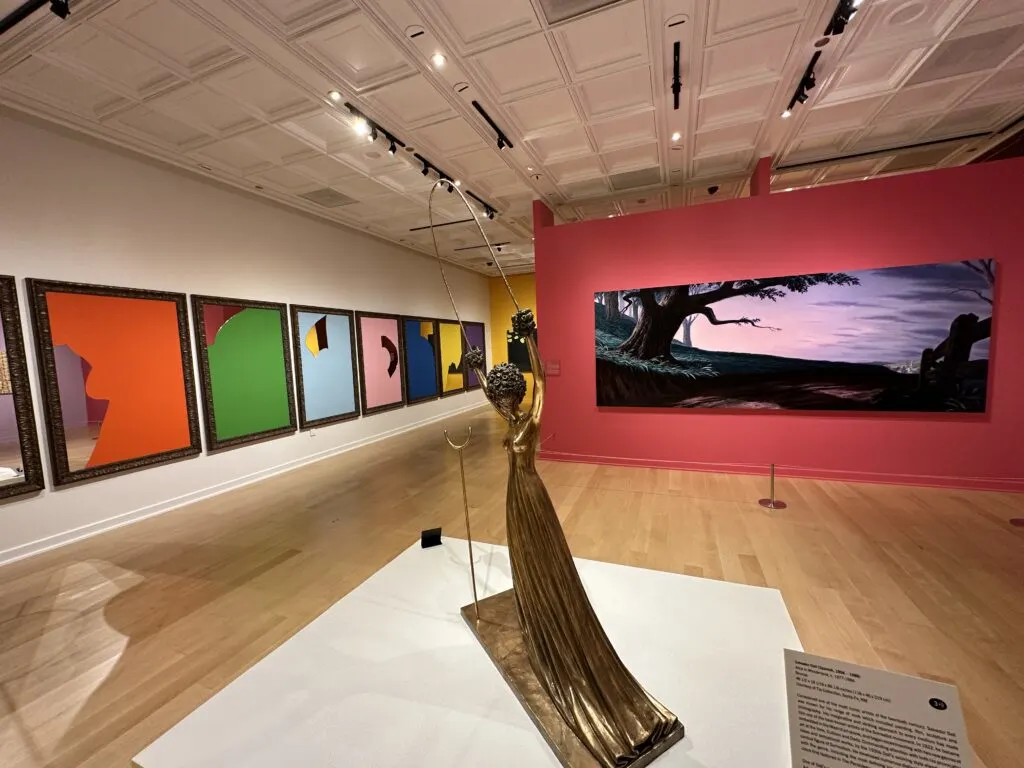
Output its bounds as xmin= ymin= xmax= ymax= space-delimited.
xmin=192 ymin=295 xmax=297 ymax=451
xmin=400 ymin=316 xmax=442 ymax=405
xmin=289 ymin=304 xmax=361 ymax=430
xmin=437 ymin=318 xmax=466 ymax=398
xmin=26 ymin=278 xmax=202 ymax=487
xmin=463 ymin=320 xmax=487 ymax=392
xmin=354 ymin=311 xmax=408 ymax=416
xmin=0 ymin=276 xmax=44 ymax=500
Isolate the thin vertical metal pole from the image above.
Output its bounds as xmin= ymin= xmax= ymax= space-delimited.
xmin=458 ymin=448 xmax=480 ymax=619
xmin=759 ymin=462 xmax=788 ymax=510
xmin=445 ymin=427 xmax=479 ymax=619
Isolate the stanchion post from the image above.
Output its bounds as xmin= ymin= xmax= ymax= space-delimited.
xmin=444 ymin=427 xmax=479 ymax=619
xmin=758 ymin=463 xmax=788 ymax=510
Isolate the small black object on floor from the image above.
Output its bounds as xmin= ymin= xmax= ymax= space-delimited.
xmin=421 ymin=527 xmax=442 ymax=548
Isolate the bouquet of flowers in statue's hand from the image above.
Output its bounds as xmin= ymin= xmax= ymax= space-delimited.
xmin=464 ymin=346 xmax=485 ymax=371
xmin=512 ymin=308 xmax=536 ymax=339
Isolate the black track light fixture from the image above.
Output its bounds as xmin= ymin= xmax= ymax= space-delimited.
xmin=471 ymin=100 xmax=514 ymax=151
xmin=1 ymin=0 xmax=70 ymax=36
xmin=825 ymin=0 xmax=861 ymax=36
xmin=783 ymin=51 xmax=822 ymax=117
xmin=388 ymin=140 xmax=397 ymax=156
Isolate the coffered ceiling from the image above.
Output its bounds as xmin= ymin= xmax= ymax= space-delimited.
xmin=2 ymin=0 xmax=1023 ymax=274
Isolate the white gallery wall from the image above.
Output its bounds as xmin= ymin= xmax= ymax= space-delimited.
xmin=0 ymin=111 xmax=489 ymax=564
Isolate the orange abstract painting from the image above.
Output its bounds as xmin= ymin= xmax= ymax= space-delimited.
xmin=47 ymin=292 xmax=192 ymax=469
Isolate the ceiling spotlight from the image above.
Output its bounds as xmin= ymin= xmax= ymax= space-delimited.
xmin=486 ymin=209 xmax=495 ymax=220
xmin=328 ymin=90 xmax=342 ymax=102
xmin=431 ymin=52 xmax=447 ymax=68
xmin=781 ymin=109 xmax=792 ymax=119
xmin=497 ymin=136 xmax=508 ymax=150
xmin=368 ymin=127 xmax=378 ymax=142
xmin=353 ymin=117 xmax=369 ymax=136
xmin=853 ymin=0 xmax=862 ymax=6
xmin=454 ymin=179 xmax=462 ymax=187
xmin=785 ymin=187 xmax=794 ymax=192
xmin=671 ymin=131 xmax=681 ymax=142
xmin=607 ymin=214 xmax=615 ymax=218
xmin=388 ymin=140 xmax=397 ymax=155
xmin=527 ymin=166 xmax=534 ymax=171
xmin=421 ymin=162 xmax=430 ymax=176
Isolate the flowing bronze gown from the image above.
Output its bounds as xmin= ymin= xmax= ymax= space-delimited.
xmin=473 ymin=332 xmax=679 ymax=768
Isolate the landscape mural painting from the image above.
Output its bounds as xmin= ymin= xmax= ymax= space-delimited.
xmin=29 ymin=280 xmax=201 ymax=485
xmin=596 ymin=259 xmax=996 ymax=412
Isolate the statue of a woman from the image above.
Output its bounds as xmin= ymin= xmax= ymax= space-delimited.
xmin=464 ymin=308 xmax=680 ymax=768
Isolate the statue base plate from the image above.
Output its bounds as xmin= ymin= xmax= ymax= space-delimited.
xmin=461 ymin=588 xmax=685 ymax=768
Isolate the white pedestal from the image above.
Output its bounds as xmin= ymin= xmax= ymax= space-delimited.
xmin=134 ymin=540 xmax=802 ymax=768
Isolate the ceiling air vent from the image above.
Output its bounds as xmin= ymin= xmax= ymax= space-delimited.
xmin=610 ymin=167 xmax=662 ymax=191
xmin=299 ymin=188 xmax=357 ymax=208
xmin=537 ymin=0 xmax=621 ymax=24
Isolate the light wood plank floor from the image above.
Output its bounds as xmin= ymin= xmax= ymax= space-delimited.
xmin=0 ymin=408 xmax=1021 ymax=768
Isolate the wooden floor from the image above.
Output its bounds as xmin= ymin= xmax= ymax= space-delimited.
xmin=0 ymin=408 xmax=1021 ymax=768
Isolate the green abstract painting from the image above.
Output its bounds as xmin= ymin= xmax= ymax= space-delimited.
xmin=193 ymin=296 xmax=296 ymax=450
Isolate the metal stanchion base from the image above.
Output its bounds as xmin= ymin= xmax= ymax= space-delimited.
xmin=758 ymin=499 xmax=787 ymax=510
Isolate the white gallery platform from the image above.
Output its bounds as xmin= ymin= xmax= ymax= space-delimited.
xmin=133 ymin=540 xmax=802 ymax=768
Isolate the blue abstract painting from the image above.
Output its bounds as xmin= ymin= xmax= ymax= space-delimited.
xmin=403 ymin=318 xmax=440 ymax=403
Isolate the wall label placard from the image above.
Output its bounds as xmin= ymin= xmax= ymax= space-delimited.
xmin=785 ymin=649 xmax=970 ymax=768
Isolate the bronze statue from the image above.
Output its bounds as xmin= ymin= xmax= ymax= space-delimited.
xmin=427 ymin=182 xmax=682 ymax=767
xmin=463 ymin=312 xmax=680 ymax=767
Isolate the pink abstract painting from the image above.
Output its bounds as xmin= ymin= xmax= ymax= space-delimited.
xmin=358 ymin=314 xmax=404 ymax=411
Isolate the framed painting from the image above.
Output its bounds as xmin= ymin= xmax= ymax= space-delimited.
xmin=290 ymin=304 xmax=360 ymax=430
xmin=401 ymin=316 xmax=441 ymax=404
xmin=192 ymin=295 xmax=296 ymax=450
xmin=27 ymin=279 xmax=201 ymax=486
xmin=355 ymin=311 xmax=406 ymax=415
xmin=596 ymin=259 xmax=996 ymax=412
xmin=438 ymin=319 xmax=465 ymax=397
xmin=0 ymin=277 xmax=44 ymax=499
xmin=462 ymin=320 xmax=486 ymax=391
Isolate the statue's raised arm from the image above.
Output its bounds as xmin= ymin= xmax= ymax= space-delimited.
xmin=512 ymin=309 xmax=543 ymax=425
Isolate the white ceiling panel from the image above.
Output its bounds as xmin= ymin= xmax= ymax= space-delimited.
xmin=43 ymin=24 xmax=180 ymax=98
xmin=591 ymin=110 xmax=657 ymax=152
xmin=2 ymin=57 xmax=125 ymax=119
xmin=450 ymin=147 xmax=509 ymax=177
xmin=527 ymin=125 xmax=594 ymax=164
xmin=800 ymin=97 xmax=886 ymax=136
xmin=693 ymin=121 xmax=761 ymax=158
xmin=783 ymin=131 xmax=854 ymax=164
xmin=845 ymin=0 xmax=974 ymax=58
xmin=149 ymin=83 xmax=259 ymax=137
xmin=691 ymin=149 xmax=754 ymax=178
xmin=546 ymin=155 xmax=605 ymax=184
xmin=577 ymin=66 xmax=653 ymax=121
xmin=413 ymin=116 xmax=489 ymax=155
xmin=109 ymin=103 xmax=209 ymax=148
xmin=250 ymin=165 xmax=322 ymax=192
xmin=602 ymin=142 xmax=659 ymax=174
xmin=428 ymin=0 xmax=540 ymax=51
xmin=696 ymin=82 xmax=776 ymax=132
xmin=819 ymin=48 xmax=927 ymax=105
xmin=301 ymin=11 xmax=414 ymax=91
xmin=94 ymin=0 xmax=238 ymax=75
xmin=506 ymin=88 xmax=579 ymax=137
xmin=470 ymin=33 xmax=564 ymax=101
xmin=278 ymin=110 xmax=366 ymax=154
xmin=203 ymin=59 xmax=316 ymax=121
xmin=706 ymin=0 xmax=811 ymax=45
xmin=366 ymin=73 xmax=457 ymax=127
xmin=702 ymin=23 xmax=799 ymax=94
xmin=289 ymin=154 xmax=361 ymax=185
xmin=875 ymin=76 xmax=983 ymax=120
xmin=554 ymin=0 xmax=648 ymax=81
xmin=249 ymin=0 xmax=356 ymax=34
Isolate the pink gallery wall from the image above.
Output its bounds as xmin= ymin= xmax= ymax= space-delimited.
xmin=534 ymin=157 xmax=1024 ymax=491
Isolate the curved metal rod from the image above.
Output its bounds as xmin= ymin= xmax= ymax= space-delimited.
xmin=426 ymin=181 xmax=520 ymax=347
xmin=443 ymin=426 xmax=472 ymax=451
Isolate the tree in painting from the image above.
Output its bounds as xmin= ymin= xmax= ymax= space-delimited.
xmin=596 ymin=261 xmax=995 ymax=412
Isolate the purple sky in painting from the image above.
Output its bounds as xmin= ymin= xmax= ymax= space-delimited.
xmin=630 ymin=261 xmax=994 ymax=365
